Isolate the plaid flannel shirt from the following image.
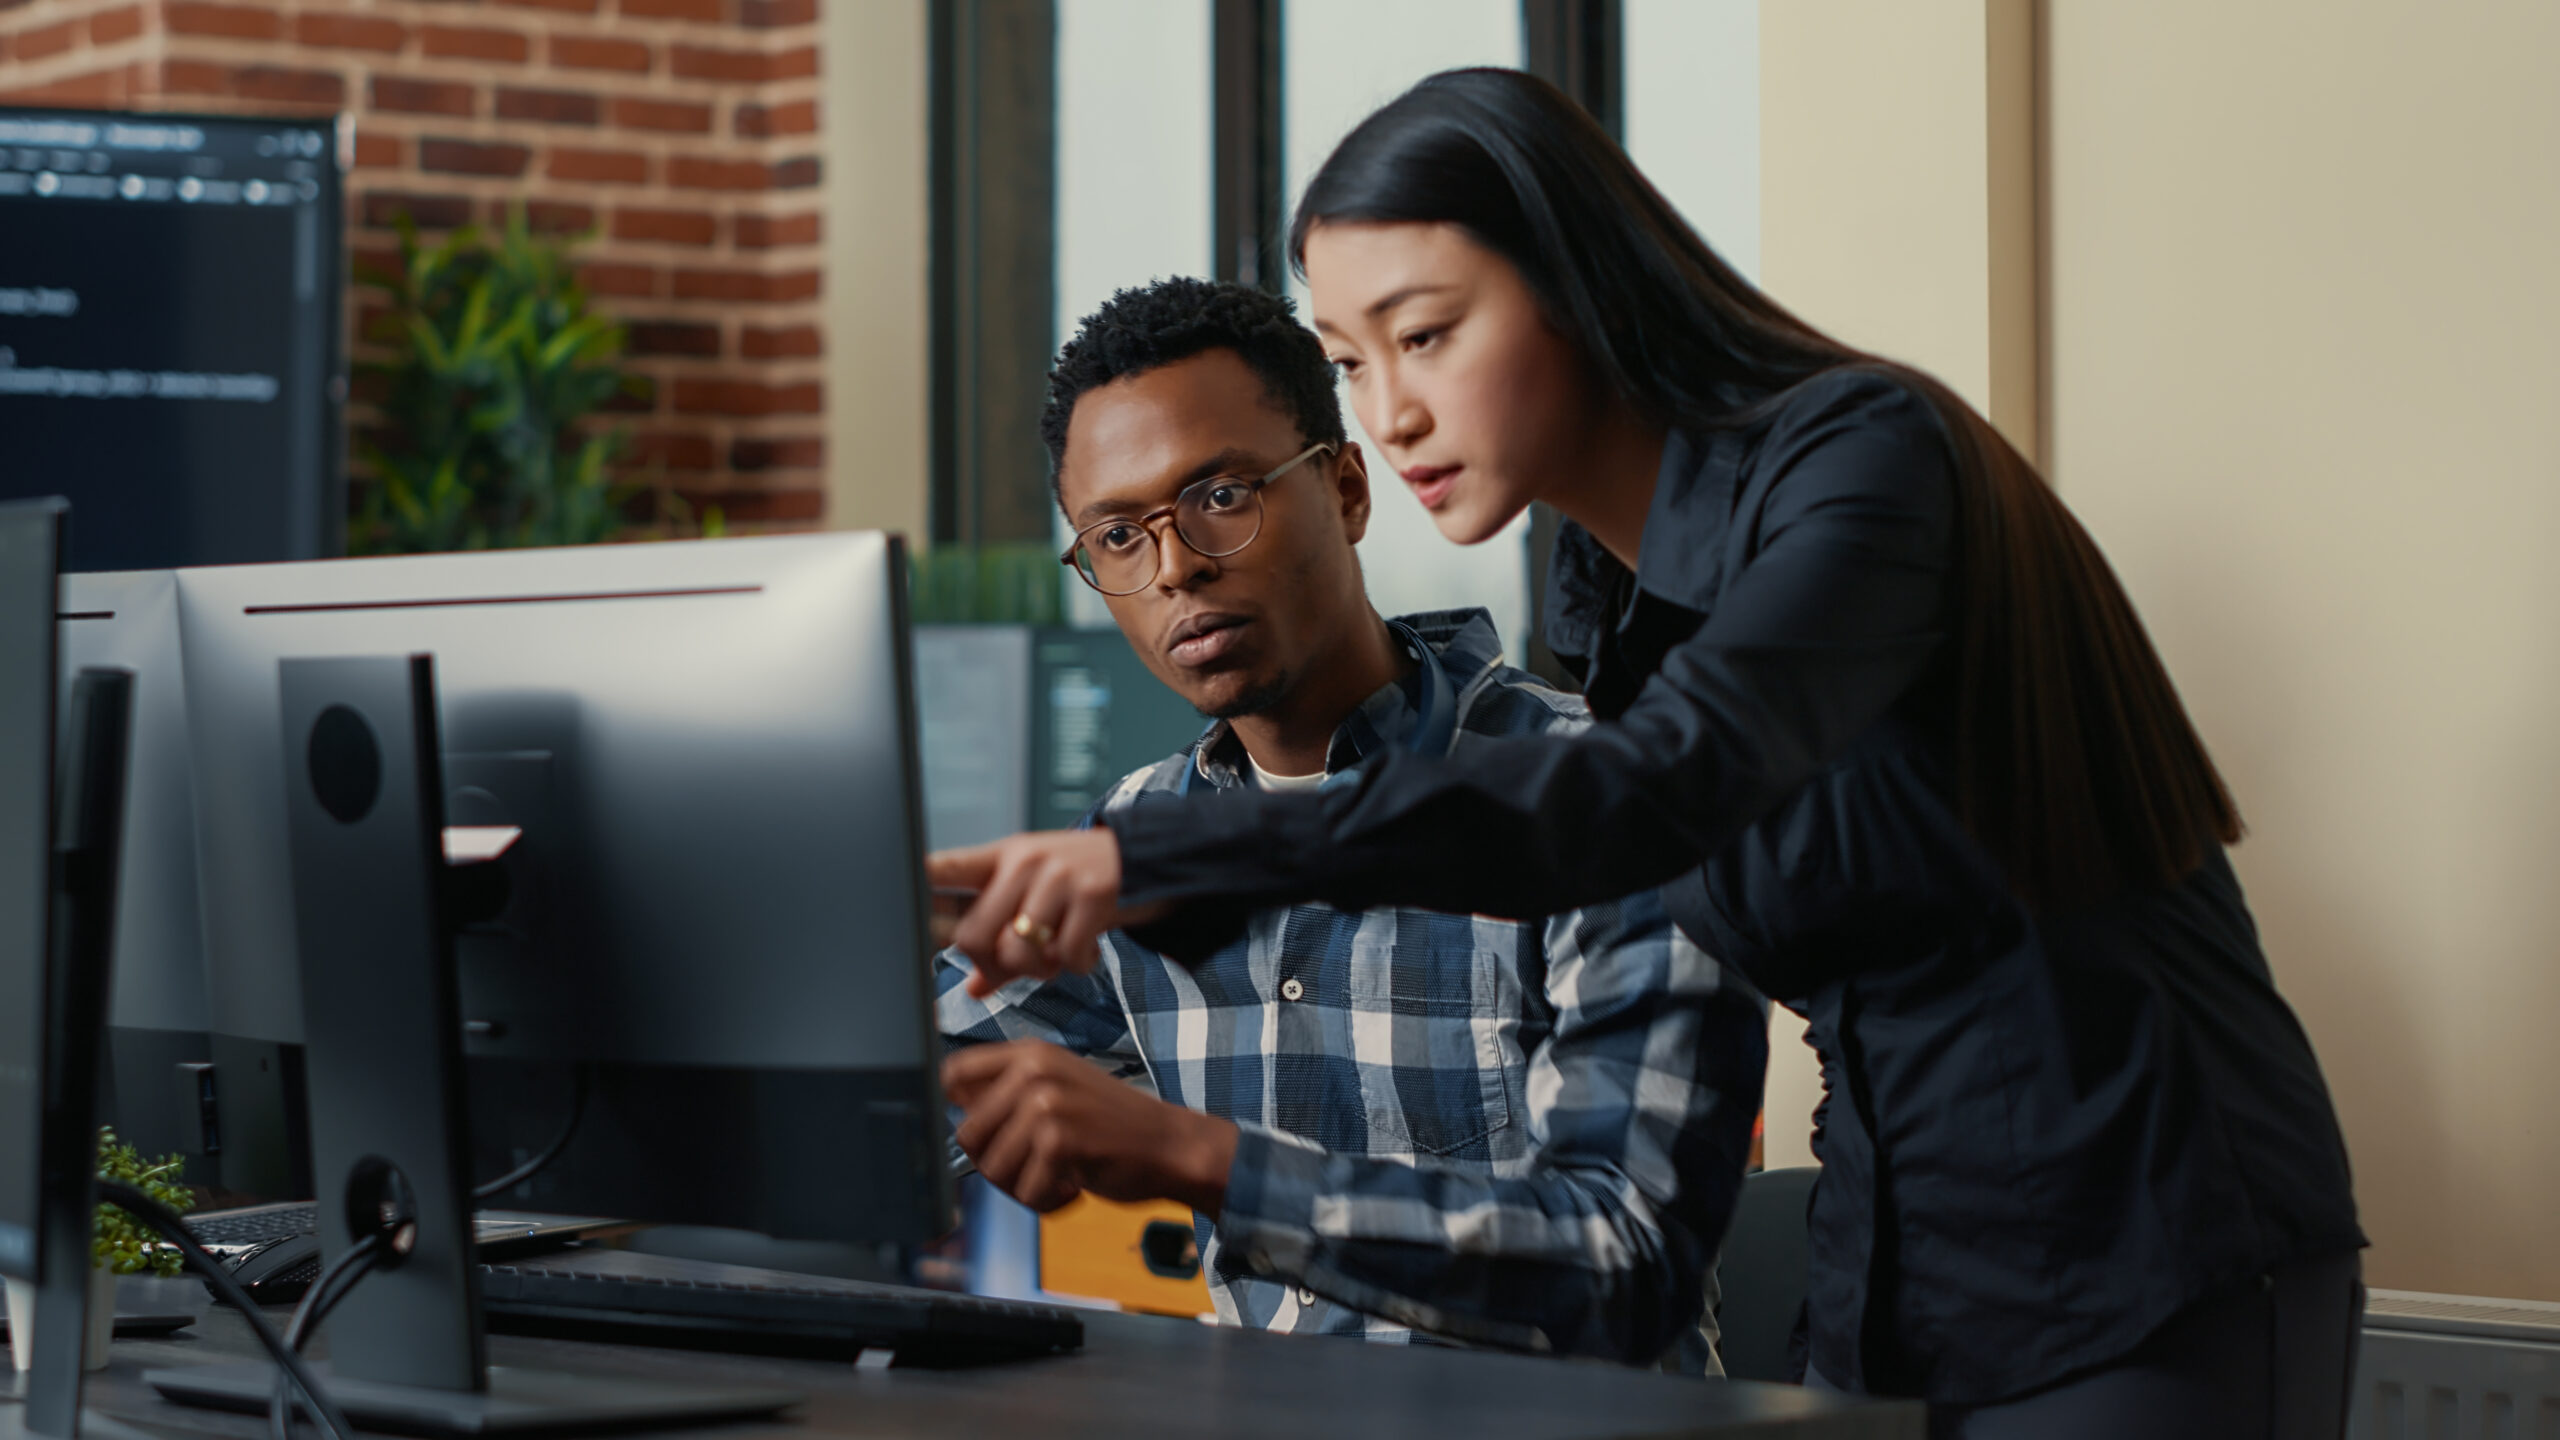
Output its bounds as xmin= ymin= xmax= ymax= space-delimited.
xmin=935 ymin=609 xmax=1767 ymax=1365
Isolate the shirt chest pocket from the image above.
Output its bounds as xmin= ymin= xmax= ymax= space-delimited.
xmin=1343 ymin=931 xmax=1519 ymax=1159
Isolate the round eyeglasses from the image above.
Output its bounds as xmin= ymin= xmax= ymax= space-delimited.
xmin=1060 ymin=442 xmax=1335 ymax=596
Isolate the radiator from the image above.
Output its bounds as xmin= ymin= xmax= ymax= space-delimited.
xmin=2353 ymin=1289 xmax=2560 ymax=1439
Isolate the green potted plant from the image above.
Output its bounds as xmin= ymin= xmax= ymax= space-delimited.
xmin=350 ymin=205 xmax=649 ymax=555
xmin=87 ymin=1128 xmax=196 ymax=1367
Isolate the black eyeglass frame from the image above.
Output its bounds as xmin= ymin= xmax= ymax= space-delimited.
xmin=1057 ymin=441 xmax=1336 ymax=596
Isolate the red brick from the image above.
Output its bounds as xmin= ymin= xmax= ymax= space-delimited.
xmin=766 ymin=44 xmax=815 ymax=80
xmin=667 ymin=155 xmax=766 ymax=192
xmin=580 ymin=262 xmax=658 ymax=299
xmin=733 ymin=211 xmax=819 ymax=248
xmin=549 ymin=33 xmax=647 ymax=71
xmin=420 ymin=137 xmax=529 ymax=177
xmin=612 ymin=206 xmax=717 ymax=246
xmin=737 ymin=0 xmax=811 ymax=27
xmin=672 ymin=379 xmax=819 ymax=416
xmin=548 ymin=146 xmax=647 ymax=184
xmin=770 ymin=155 xmax=819 ymax=190
xmin=353 ymin=132 xmax=404 ymax=168
xmin=12 ymin=19 xmax=81 ymax=60
xmin=158 ymin=58 xmax=228 ymax=94
xmin=293 ymin=12 xmax=404 ymax=51
xmin=372 ymin=75 xmax=474 ymax=116
xmin=235 ymin=65 xmax=344 ymax=106
xmin=0 ymin=66 xmax=130 ymax=103
xmin=734 ymin=99 xmax=815 ymax=138
xmin=668 ymin=44 xmax=753 ymax=81
xmin=626 ymin=321 xmax=720 ymax=357
xmin=362 ymin=191 xmax=475 ymax=229
xmin=669 ymin=268 xmax=760 ymax=302
xmin=163 ymin=1 xmax=279 ymax=39
xmin=522 ymin=200 xmax=596 ymax=234
xmin=730 ymin=437 xmax=823 ymax=471
xmin=494 ymin=87 xmax=598 ymax=125
xmin=419 ymin=24 xmax=527 ymax=61
xmin=88 ymin=6 xmax=145 ymax=45
xmin=691 ymin=488 xmax=823 ymax=523
xmin=617 ymin=0 xmax=720 ymax=20
xmin=494 ymin=0 xmax=597 ymax=13
xmin=348 ymin=371 xmax=394 ymax=407
xmin=765 ymin=269 xmax=819 ymax=302
xmin=610 ymin=97 xmax=709 ymax=133
xmin=351 ymin=245 xmax=406 ymax=285
xmin=739 ymin=324 xmax=820 ymax=359
xmin=629 ymin=432 xmax=716 ymax=471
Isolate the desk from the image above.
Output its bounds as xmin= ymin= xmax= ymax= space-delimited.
xmin=77 ymin=1298 xmax=1922 ymax=1439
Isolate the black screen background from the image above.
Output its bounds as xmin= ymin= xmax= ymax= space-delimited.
xmin=0 ymin=111 xmax=341 ymax=572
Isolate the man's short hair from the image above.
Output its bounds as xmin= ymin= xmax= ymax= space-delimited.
xmin=1041 ymin=277 xmax=1348 ymax=505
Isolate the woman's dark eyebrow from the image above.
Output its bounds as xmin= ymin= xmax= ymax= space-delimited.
xmin=1070 ymin=446 xmax=1264 ymax=528
xmin=1363 ymin=283 xmax=1458 ymax=319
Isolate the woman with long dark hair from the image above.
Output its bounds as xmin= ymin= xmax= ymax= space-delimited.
xmin=934 ymin=68 xmax=2362 ymax=1434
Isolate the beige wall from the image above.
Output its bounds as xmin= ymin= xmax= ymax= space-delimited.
xmin=1761 ymin=0 xmax=2039 ymax=458
xmin=1764 ymin=1 xmax=2560 ymax=1298
xmin=2044 ymin=1 xmax=2560 ymax=1299
xmin=821 ymin=0 xmax=931 ymax=543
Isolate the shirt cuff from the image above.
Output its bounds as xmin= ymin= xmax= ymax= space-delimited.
xmin=1210 ymin=1120 xmax=1328 ymax=1284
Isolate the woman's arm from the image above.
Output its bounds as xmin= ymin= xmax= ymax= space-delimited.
xmin=1118 ymin=377 xmax=1957 ymax=922
xmin=934 ymin=374 xmax=1958 ymax=981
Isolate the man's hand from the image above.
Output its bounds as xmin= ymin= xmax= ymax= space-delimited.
xmin=929 ymin=830 xmax=1161 ymax=997
xmin=942 ymin=1040 xmax=1236 ymax=1216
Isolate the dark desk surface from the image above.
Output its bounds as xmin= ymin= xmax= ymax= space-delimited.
xmin=79 ymin=1297 xmax=1921 ymax=1440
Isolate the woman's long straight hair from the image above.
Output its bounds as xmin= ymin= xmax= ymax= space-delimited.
xmin=1291 ymin=67 xmax=2240 ymax=909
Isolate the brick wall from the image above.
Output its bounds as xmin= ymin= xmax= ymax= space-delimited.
xmin=0 ymin=0 xmax=831 ymax=532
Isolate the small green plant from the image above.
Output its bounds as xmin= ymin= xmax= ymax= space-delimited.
xmin=352 ymin=205 xmax=640 ymax=555
xmin=93 ymin=1127 xmax=193 ymax=1276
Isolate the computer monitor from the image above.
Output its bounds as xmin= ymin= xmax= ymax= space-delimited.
xmin=0 ymin=502 xmax=60 ymax=1288
xmin=169 ymin=534 xmax=946 ymax=1239
xmin=55 ymin=573 xmax=224 ymax=1182
xmin=2 ymin=497 xmax=139 ymax=1440
xmin=0 ymin=109 xmax=344 ymax=571
xmin=150 ymin=533 xmax=933 ymax=1432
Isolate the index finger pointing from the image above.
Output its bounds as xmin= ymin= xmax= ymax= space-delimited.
xmin=926 ymin=843 xmax=1004 ymax=893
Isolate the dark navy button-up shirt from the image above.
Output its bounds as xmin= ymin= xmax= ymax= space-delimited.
xmin=1109 ymin=369 xmax=2363 ymax=1404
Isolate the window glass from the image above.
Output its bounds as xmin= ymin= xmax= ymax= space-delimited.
xmin=1625 ymin=0 xmax=1761 ymax=282
xmin=1054 ymin=0 xmax=1215 ymax=626
xmin=1284 ymin=0 xmax=1529 ymax=660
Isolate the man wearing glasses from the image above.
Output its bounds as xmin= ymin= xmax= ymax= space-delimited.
xmin=932 ymin=278 xmax=1765 ymax=1369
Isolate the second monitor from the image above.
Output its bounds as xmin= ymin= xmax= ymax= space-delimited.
xmin=172 ymin=533 xmax=947 ymax=1243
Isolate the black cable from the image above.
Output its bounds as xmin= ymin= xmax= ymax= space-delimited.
xmin=93 ymin=1180 xmax=357 ymax=1440
xmin=268 ymin=1234 xmax=384 ymax=1440
xmin=472 ymin=1064 xmax=590 ymax=1202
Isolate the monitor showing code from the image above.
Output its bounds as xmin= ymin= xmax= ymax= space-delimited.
xmin=0 ymin=112 xmax=341 ymax=571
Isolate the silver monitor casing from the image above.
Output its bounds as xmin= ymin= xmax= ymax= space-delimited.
xmin=163 ymin=533 xmax=947 ymax=1241
xmin=173 ymin=533 xmax=934 ymax=1075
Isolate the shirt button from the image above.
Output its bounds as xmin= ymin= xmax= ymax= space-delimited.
xmin=1296 ymin=1287 xmax=1317 ymax=1306
xmin=1249 ymin=1250 xmax=1274 ymax=1276
xmin=1279 ymin=977 xmax=1305 ymax=1002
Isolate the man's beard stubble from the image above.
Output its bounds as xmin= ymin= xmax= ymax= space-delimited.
xmin=1200 ymin=666 xmax=1298 ymax=722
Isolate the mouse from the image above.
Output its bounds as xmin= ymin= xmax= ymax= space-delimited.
xmin=220 ymin=1233 xmax=322 ymax=1306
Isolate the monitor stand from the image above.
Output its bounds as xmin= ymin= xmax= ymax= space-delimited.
xmin=145 ymin=655 xmax=798 ymax=1436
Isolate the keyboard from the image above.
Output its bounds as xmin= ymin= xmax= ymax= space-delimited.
xmin=186 ymin=1202 xmax=607 ymax=1254
xmin=477 ymin=1261 xmax=1085 ymax=1365
xmin=185 ymin=1203 xmax=619 ymax=1304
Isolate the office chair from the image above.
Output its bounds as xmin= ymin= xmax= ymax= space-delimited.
xmin=1713 ymin=1166 xmax=1818 ymax=1384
